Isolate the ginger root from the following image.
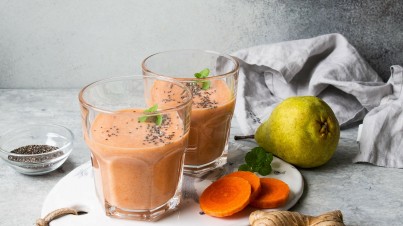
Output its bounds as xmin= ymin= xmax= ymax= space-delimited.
xmin=249 ymin=210 xmax=345 ymax=226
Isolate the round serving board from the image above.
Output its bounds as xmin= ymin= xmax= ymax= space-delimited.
xmin=42 ymin=142 xmax=304 ymax=226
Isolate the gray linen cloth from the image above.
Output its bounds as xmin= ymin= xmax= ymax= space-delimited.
xmin=354 ymin=65 xmax=403 ymax=168
xmin=231 ymin=33 xmax=402 ymax=168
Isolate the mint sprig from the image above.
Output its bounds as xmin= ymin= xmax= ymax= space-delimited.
xmin=194 ymin=68 xmax=211 ymax=90
xmin=155 ymin=115 xmax=163 ymax=125
xmin=238 ymin=146 xmax=273 ymax=176
xmin=138 ymin=104 xmax=163 ymax=126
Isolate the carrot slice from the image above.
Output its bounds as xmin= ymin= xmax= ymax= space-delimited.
xmin=224 ymin=171 xmax=261 ymax=200
xmin=200 ymin=177 xmax=251 ymax=217
xmin=250 ymin=178 xmax=290 ymax=209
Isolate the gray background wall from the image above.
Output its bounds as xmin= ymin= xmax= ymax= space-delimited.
xmin=1 ymin=0 xmax=402 ymax=88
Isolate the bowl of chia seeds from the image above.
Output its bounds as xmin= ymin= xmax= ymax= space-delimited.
xmin=0 ymin=124 xmax=74 ymax=175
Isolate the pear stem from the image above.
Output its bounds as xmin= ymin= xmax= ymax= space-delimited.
xmin=234 ymin=135 xmax=255 ymax=140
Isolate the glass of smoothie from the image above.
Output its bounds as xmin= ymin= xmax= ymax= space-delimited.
xmin=142 ymin=50 xmax=239 ymax=176
xmin=78 ymin=75 xmax=192 ymax=221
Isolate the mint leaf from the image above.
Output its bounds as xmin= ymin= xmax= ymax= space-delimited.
xmin=258 ymin=165 xmax=272 ymax=176
xmin=202 ymin=80 xmax=211 ymax=90
xmin=238 ymin=164 xmax=252 ymax=172
xmin=238 ymin=146 xmax=273 ymax=176
xmin=156 ymin=115 xmax=163 ymax=126
xmin=145 ymin=104 xmax=158 ymax=113
xmin=245 ymin=151 xmax=257 ymax=165
xmin=252 ymin=147 xmax=267 ymax=163
xmin=195 ymin=68 xmax=210 ymax=78
xmin=266 ymin=152 xmax=273 ymax=164
xmin=138 ymin=115 xmax=148 ymax=122
xmin=251 ymin=163 xmax=262 ymax=172
xmin=194 ymin=68 xmax=211 ymax=90
xmin=138 ymin=104 xmax=163 ymax=126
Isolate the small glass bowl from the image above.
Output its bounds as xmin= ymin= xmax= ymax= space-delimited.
xmin=0 ymin=124 xmax=74 ymax=175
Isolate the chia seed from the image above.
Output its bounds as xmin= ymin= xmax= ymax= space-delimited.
xmin=186 ymin=82 xmax=218 ymax=109
xmin=8 ymin=144 xmax=62 ymax=163
xmin=141 ymin=114 xmax=179 ymax=145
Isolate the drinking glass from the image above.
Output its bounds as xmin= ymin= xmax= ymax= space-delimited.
xmin=142 ymin=50 xmax=239 ymax=176
xmin=79 ymin=75 xmax=192 ymax=221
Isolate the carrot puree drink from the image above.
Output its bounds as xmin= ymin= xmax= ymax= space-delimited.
xmin=78 ymin=75 xmax=192 ymax=221
xmin=142 ymin=50 xmax=239 ymax=176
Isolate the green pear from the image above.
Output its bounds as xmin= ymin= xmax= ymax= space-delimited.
xmin=255 ymin=96 xmax=340 ymax=168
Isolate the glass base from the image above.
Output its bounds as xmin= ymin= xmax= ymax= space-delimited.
xmin=104 ymin=194 xmax=181 ymax=221
xmin=183 ymin=153 xmax=227 ymax=177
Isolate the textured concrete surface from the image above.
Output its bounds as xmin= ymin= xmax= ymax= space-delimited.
xmin=1 ymin=89 xmax=403 ymax=225
xmin=0 ymin=0 xmax=402 ymax=88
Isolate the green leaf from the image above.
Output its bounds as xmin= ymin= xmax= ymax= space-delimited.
xmin=138 ymin=115 xmax=148 ymax=122
xmin=251 ymin=163 xmax=261 ymax=172
xmin=201 ymin=80 xmax=211 ymax=90
xmin=266 ymin=152 xmax=273 ymax=163
xmin=238 ymin=146 xmax=274 ymax=176
xmin=194 ymin=68 xmax=210 ymax=78
xmin=252 ymin=147 xmax=267 ymax=163
xmin=245 ymin=151 xmax=257 ymax=165
xmin=258 ymin=165 xmax=272 ymax=176
xmin=263 ymin=159 xmax=272 ymax=169
xmin=156 ymin=115 xmax=163 ymax=126
xmin=194 ymin=68 xmax=211 ymax=90
xmin=145 ymin=104 xmax=158 ymax=113
xmin=138 ymin=104 xmax=163 ymax=126
xmin=238 ymin=164 xmax=252 ymax=172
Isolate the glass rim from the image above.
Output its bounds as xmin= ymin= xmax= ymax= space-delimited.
xmin=78 ymin=75 xmax=193 ymax=114
xmin=141 ymin=49 xmax=240 ymax=81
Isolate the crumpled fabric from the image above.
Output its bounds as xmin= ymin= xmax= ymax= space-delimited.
xmin=231 ymin=33 xmax=392 ymax=135
xmin=231 ymin=33 xmax=403 ymax=168
xmin=353 ymin=65 xmax=403 ymax=168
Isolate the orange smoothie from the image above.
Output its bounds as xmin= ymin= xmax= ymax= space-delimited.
xmin=86 ymin=109 xmax=188 ymax=210
xmin=150 ymin=80 xmax=235 ymax=166
xmin=185 ymin=80 xmax=235 ymax=165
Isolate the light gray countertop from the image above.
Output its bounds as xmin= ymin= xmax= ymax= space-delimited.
xmin=1 ymin=89 xmax=402 ymax=226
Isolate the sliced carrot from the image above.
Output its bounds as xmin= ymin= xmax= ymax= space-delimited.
xmin=250 ymin=178 xmax=290 ymax=209
xmin=224 ymin=171 xmax=261 ymax=200
xmin=200 ymin=177 xmax=251 ymax=217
